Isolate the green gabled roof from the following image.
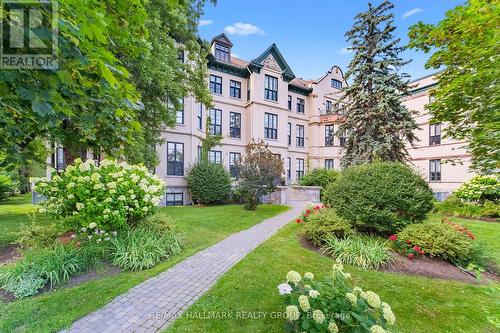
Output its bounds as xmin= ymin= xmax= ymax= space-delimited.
xmin=249 ymin=43 xmax=296 ymax=81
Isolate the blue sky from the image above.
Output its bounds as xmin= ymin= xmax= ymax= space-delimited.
xmin=197 ymin=0 xmax=463 ymax=81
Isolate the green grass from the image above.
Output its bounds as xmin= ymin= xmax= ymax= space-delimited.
xmin=0 ymin=203 xmax=289 ymax=333
xmin=166 ymin=217 xmax=500 ymax=333
xmin=0 ymin=194 xmax=54 ymax=249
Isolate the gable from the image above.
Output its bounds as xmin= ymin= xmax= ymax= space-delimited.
xmin=249 ymin=43 xmax=295 ymax=81
xmin=211 ymin=33 xmax=233 ymax=47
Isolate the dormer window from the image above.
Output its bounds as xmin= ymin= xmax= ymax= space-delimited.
xmin=215 ymin=43 xmax=230 ymax=62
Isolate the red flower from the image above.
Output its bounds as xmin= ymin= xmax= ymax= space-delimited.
xmin=296 ymin=218 xmax=303 ymax=224
xmin=413 ymin=246 xmax=421 ymax=252
xmin=406 ymin=239 xmax=412 ymax=245
xmin=306 ymin=209 xmax=312 ymax=214
xmin=407 ymin=253 xmax=414 ymax=260
xmin=303 ymin=213 xmax=309 ymax=218
xmin=314 ymin=205 xmax=320 ymax=210
xmin=389 ymin=235 xmax=397 ymax=241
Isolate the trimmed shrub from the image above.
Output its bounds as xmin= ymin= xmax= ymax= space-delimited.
xmin=300 ymin=208 xmax=353 ymax=246
xmin=299 ymin=168 xmax=340 ymax=199
xmin=321 ymin=236 xmax=393 ymax=270
xmin=33 ymin=159 xmax=165 ymax=230
xmin=324 ymin=162 xmax=434 ymax=235
xmin=110 ymin=226 xmax=184 ymax=271
xmin=455 ymin=175 xmax=499 ymax=203
xmin=396 ymin=221 xmax=472 ymax=262
xmin=0 ymin=174 xmax=13 ymax=201
xmin=434 ymin=195 xmax=500 ymax=218
xmin=186 ymin=162 xmax=232 ymax=204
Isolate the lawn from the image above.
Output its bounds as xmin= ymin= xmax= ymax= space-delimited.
xmin=166 ymin=216 xmax=500 ymax=333
xmin=0 ymin=200 xmax=289 ymax=333
xmin=0 ymin=194 xmax=53 ymax=249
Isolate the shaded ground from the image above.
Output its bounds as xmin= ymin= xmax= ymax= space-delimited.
xmin=0 ymin=244 xmax=21 ymax=265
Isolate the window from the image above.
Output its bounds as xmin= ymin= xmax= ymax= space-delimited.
xmin=92 ymin=150 xmax=100 ymax=166
xmin=197 ymin=104 xmax=203 ymax=130
xmin=339 ymin=130 xmax=347 ymax=147
xmin=325 ymin=100 xmax=332 ymax=112
xmin=296 ymin=98 xmax=305 ymax=113
xmin=264 ymin=75 xmax=278 ymax=101
xmin=209 ymin=108 xmax=222 ymax=135
xmin=197 ymin=146 xmax=202 ymax=161
xmin=264 ymin=113 xmax=278 ymax=139
xmin=176 ymin=98 xmax=184 ymax=124
xmin=325 ymin=125 xmax=334 ymax=146
xmin=287 ymin=122 xmax=292 ymax=145
xmin=429 ymin=123 xmax=441 ymax=145
xmin=229 ymin=152 xmax=241 ymax=178
xmin=56 ymin=147 xmax=65 ymax=170
xmin=229 ymin=112 xmax=241 ymax=138
xmin=167 ymin=142 xmax=184 ymax=176
xmin=331 ymin=79 xmax=342 ymax=89
xmin=286 ymin=157 xmax=291 ymax=179
xmin=325 ymin=159 xmax=334 ymax=170
xmin=230 ymin=80 xmax=241 ymax=98
xmin=288 ymin=95 xmax=292 ymax=110
xmin=429 ymin=159 xmax=441 ymax=182
xmin=296 ymin=125 xmax=304 ymax=147
xmin=296 ymin=159 xmax=304 ymax=179
xmin=209 ymin=150 xmax=222 ymax=164
xmin=166 ymin=193 xmax=183 ymax=206
xmin=210 ymin=75 xmax=222 ymax=94
xmin=214 ymin=43 xmax=230 ymax=62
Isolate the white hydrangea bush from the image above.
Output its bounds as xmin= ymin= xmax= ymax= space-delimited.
xmin=278 ymin=262 xmax=396 ymax=333
xmin=33 ymin=158 xmax=165 ymax=230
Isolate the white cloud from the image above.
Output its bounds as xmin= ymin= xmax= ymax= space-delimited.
xmin=337 ymin=48 xmax=353 ymax=55
xmin=231 ymin=53 xmax=240 ymax=59
xmin=198 ymin=19 xmax=213 ymax=27
xmin=224 ymin=22 xmax=265 ymax=36
xmin=402 ymin=8 xmax=424 ymax=19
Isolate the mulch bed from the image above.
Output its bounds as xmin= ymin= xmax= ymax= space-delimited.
xmin=298 ymin=235 xmax=499 ymax=284
xmin=0 ymin=244 xmax=21 ymax=265
xmin=442 ymin=214 xmax=499 ymax=223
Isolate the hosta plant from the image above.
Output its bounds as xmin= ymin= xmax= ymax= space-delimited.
xmin=278 ymin=262 xmax=396 ymax=333
xmin=33 ymin=158 xmax=165 ymax=230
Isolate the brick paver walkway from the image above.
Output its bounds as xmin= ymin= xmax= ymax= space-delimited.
xmin=62 ymin=204 xmax=306 ymax=333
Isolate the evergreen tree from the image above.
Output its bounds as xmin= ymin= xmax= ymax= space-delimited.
xmin=339 ymin=0 xmax=418 ymax=168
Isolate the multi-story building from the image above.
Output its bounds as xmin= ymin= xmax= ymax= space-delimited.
xmin=156 ymin=33 xmax=347 ymax=205
xmin=403 ymin=74 xmax=475 ymax=200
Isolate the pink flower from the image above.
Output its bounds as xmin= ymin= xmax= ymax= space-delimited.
xmin=407 ymin=253 xmax=414 ymax=260
xmin=296 ymin=218 xmax=303 ymax=224
xmin=389 ymin=235 xmax=397 ymax=241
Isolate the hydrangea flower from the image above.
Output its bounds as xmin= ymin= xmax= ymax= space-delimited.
xmin=370 ymin=325 xmax=386 ymax=333
xmin=363 ymin=291 xmax=381 ymax=309
xmin=304 ymin=272 xmax=314 ymax=280
xmin=346 ymin=292 xmax=357 ymax=306
xmin=286 ymin=271 xmax=301 ymax=285
xmin=277 ymin=283 xmax=292 ymax=295
xmin=381 ymin=302 xmax=396 ymax=325
xmin=76 ymin=203 xmax=84 ymax=211
xmin=312 ymin=309 xmax=325 ymax=324
xmin=88 ymin=222 xmax=97 ymax=229
xmin=285 ymin=305 xmax=300 ymax=321
xmin=298 ymin=295 xmax=310 ymax=312
xmin=328 ymin=322 xmax=339 ymax=333
xmin=308 ymin=289 xmax=320 ymax=298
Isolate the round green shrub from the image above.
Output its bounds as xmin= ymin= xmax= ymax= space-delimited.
xmin=299 ymin=168 xmax=340 ymax=189
xmin=324 ymin=162 xmax=434 ymax=235
xmin=397 ymin=221 xmax=472 ymax=262
xmin=0 ymin=174 xmax=13 ymax=201
xmin=455 ymin=175 xmax=499 ymax=203
xmin=186 ymin=162 xmax=232 ymax=204
xmin=300 ymin=208 xmax=353 ymax=246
